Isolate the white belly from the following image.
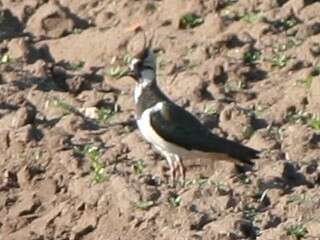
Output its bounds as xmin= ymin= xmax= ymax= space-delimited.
xmin=136 ymin=103 xmax=208 ymax=159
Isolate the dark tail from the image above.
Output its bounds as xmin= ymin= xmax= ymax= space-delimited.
xmin=227 ymin=141 xmax=260 ymax=166
xmin=211 ymin=137 xmax=260 ymax=166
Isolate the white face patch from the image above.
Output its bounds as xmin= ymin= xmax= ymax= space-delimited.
xmin=129 ymin=58 xmax=140 ymax=71
xmin=134 ymin=80 xmax=151 ymax=103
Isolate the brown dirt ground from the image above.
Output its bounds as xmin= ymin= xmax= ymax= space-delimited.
xmin=1 ymin=0 xmax=320 ymax=239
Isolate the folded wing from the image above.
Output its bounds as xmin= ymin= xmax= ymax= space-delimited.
xmin=150 ymin=102 xmax=259 ymax=165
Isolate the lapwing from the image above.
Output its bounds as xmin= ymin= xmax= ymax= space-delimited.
xmin=127 ymin=48 xmax=259 ymax=186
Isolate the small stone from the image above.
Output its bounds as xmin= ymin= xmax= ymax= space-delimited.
xmin=12 ymin=103 xmax=36 ymax=128
xmin=127 ymin=31 xmax=147 ymax=58
xmin=140 ymin=185 xmax=161 ymax=202
xmin=10 ymin=124 xmax=39 ymax=145
xmin=190 ymin=213 xmax=214 ymax=231
xmin=26 ymin=2 xmax=77 ymax=39
xmin=66 ymin=75 xmax=86 ymax=94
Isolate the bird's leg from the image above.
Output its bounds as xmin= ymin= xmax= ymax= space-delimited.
xmin=174 ymin=155 xmax=185 ymax=186
xmin=165 ymin=154 xmax=176 ymax=187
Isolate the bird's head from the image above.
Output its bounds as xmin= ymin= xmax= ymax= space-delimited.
xmin=128 ymin=48 xmax=157 ymax=84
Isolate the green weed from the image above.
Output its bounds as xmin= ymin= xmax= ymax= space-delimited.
xmin=243 ymin=125 xmax=255 ymax=139
xmin=242 ymin=205 xmax=257 ymax=220
xmin=287 ymin=224 xmax=308 ymax=239
xmin=272 ymin=37 xmax=303 ymax=53
xmin=134 ymin=200 xmax=154 ymax=210
xmin=74 ymin=145 xmax=107 ymax=183
xmin=168 ymin=194 xmax=182 ymax=208
xmin=238 ymin=174 xmax=252 ymax=184
xmin=241 ymin=11 xmax=261 ymax=23
xmin=309 ymin=116 xmax=320 ymax=130
xmin=72 ymin=28 xmax=83 ymax=34
xmin=203 ymin=105 xmax=217 ymax=115
xmin=96 ymin=107 xmax=114 ymax=124
xmin=243 ymin=49 xmax=261 ymax=64
xmin=280 ymin=16 xmax=299 ymax=31
xmin=271 ymin=53 xmax=289 ymax=68
xmin=132 ymin=159 xmax=145 ymax=176
xmin=179 ymin=13 xmax=204 ymax=29
xmin=49 ymin=98 xmax=75 ymax=114
xmin=67 ymin=60 xmax=85 ymax=71
xmin=123 ymin=53 xmax=133 ymax=65
xmin=0 ymin=52 xmax=10 ymax=64
xmin=212 ymin=181 xmax=231 ymax=195
xmin=106 ymin=66 xmax=129 ymax=79
xmin=311 ymin=64 xmax=320 ymax=76
xmin=298 ymin=75 xmax=314 ymax=89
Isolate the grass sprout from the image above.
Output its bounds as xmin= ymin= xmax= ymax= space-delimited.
xmin=106 ymin=66 xmax=129 ymax=79
xmin=271 ymin=54 xmax=289 ymax=68
xmin=243 ymin=49 xmax=261 ymax=64
xmin=74 ymin=145 xmax=107 ymax=183
xmin=67 ymin=60 xmax=85 ymax=71
xmin=309 ymin=116 xmax=320 ymax=130
xmin=241 ymin=11 xmax=261 ymax=23
xmin=0 ymin=52 xmax=10 ymax=64
xmin=133 ymin=159 xmax=145 ymax=176
xmin=49 ymin=98 xmax=76 ymax=114
xmin=134 ymin=200 xmax=154 ymax=210
xmin=179 ymin=13 xmax=204 ymax=29
xmin=287 ymin=224 xmax=308 ymax=239
xmin=96 ymin=107 xmax=114 ymax=123
xmin=168 ymin=194 xmax=182 ymax=208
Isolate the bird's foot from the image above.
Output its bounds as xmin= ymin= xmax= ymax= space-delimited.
xmin=169 ymin=167 xmax=177 ymax=188
xmin=175 ymin=157 xmax=186 ymax=187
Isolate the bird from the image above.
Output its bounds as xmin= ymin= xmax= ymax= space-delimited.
xmin=127 ymin=48 xmax=259 ymax=186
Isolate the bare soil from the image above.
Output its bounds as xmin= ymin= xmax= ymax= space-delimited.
xmin=1 ymin=0 xmax=320 ymax=239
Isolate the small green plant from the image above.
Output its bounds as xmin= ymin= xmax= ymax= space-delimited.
xmin=298 ymin=75 xmax=314 ymax=89
xmin=280 ymin=16 xmax=300 ymax=31
xmin=74 ymin=145 xmax=107 ymax=183
xmin=212 ymin=181 xmax=231 ymax=195
xmin=203 ymin=105 xmax=217 ymax=115
xmin=0 ymin=52 xmax=10 ymax=64
xmin=311 ymin=64 xmax=320 ymax=76
xmin=73 ymin=28 xmax=83 ymax=34
xmin=106 ymin=66 xmax=129 ymax=79
xmin=241 ymin=11 xmax=261 ymax=23
xmin=272 ymin=37 xmax=303 ymax=53
xmin=287 ymin=224 xmax=308 ymax=239
xmin=185 ymin=177 xmax=210 ymax=187
xmin=271 ymin=53 xmax=289 ymax=68
xmin=309 ymin=116 xmax=320 ymax=130
xmin=133 ymin=159 xmax=145 ymax=176
xmin=96 ymin=107 xmax=114 ymax=123
xmin=134 ymin=200 xmax=154 ymax=210
xmin=67 ymin=60 xmax=85 ymax=70
xmin=123 ymin=53 xmax=133 ymax=65
xmin=242 ymin=205 xmax=257 ymax=220
xmin=179 ymin=13 xmax=204 ymax=29
xmin=168 ymin=194 xmax=182 ymax=208
xmin=243 ymin=49 xmax=261 ymax=64
xmin=285 ymin=110 xmax=311 ymax=124
xmin=50 ymin=98 xmax=75 ymax=114
xmin=238 ymin=174 xmax=252 ymax=184
xmin=243 ymin=125 xmax=255 ymax=139
xmin=297 ymin=65 xmax=320 ymax=88
xmin=224 ymin=80 xmax=246 ymax=93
